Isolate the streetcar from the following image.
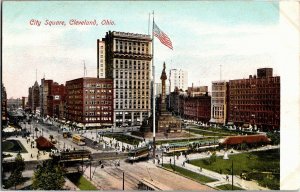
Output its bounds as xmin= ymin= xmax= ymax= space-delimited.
xmin=128 ymin=146 xmax=150 ymax=161
xmin=163 ymin=142 xmax=190 ymax=154
xmin=72 ymin=134 xmax=86 ymax=146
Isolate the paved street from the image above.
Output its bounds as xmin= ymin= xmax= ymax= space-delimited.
xmin=82 ymin=160 xmax=214 ymax=190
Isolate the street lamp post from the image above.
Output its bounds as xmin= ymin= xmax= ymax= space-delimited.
xmin=162 ymin=150 xmax=164 ymax=166
xmin=173 ymin=145 xmax=176 ymax=171
xmin=231 ymin=160 xmax=234 ymax=190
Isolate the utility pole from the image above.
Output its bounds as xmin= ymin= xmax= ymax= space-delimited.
xmin=232 ymin=160 xmax=234 ymax=190
xmin=122 ymin=172 xmax=125 ymax=190
xmin=90 ymin=157 xmax=92 ymax=181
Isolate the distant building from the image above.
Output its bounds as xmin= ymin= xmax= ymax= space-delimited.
xmin=47 ymin=82 xmax=66 ymax=118
xmin=97 ymin=40 xmax=106 ymax=78
xmin=169 ymin=69 xmax=188 ymax=92
xmin=101 ymin=31 xmax=152 ymax=126
xmin=22 ymin=97 xmax=28 ymax=109
xmin=1 ymin=83 xmax=7 ymax=124
xmin=65 ymin=77 xmax=113 ymax=128
xmin=227 ymin=68 xmax=280 ymax=131
xmin=7 ymin=98 xmax=22 ymax=109
xmin=187 ymin=85 xmax=208 ymax=97
xmin=210 ymin=81 xmax=228 ymax=125
xmin=169 ymin=87 xmax=211 ymax=123
xmin=183 ymin=94 xmax=211 ymax=123
xmin=40 ymin=79 xmax=53 ymax=117
xmin=169 ymin=88 xmax=186 ymax=115
xmin=31 ymin=81 xmax=40 ymax=113
xmin=28 ymin=87 xmax=32 ymax=110
xmin=27 ymin=81 xmax=40 ymax=113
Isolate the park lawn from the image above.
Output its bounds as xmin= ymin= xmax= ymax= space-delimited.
xmin=2 ymin=140 xmax=28 ymax=153
xmin=162 ymin=164 xmax=217 ymax=183
xmin=66 ymin=173 xmax=97 ymax=190
xmin=190 ymin=149 xmax=280 ymax=190
xmin=190 ymin=126 xmax=256 ymax=135
xmin=105 ymin=134 xmax=142 ymax=145
xmin=156 ymin=137 xmax=221 ymax=145
xmin=187 ymin=128 xmax=231 ymax=137
xmin=217 ymin=184 xmax=244 ymax=190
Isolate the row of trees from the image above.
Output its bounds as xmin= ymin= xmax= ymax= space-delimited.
xmin=3 ymin=154 xmax=65 ymax=190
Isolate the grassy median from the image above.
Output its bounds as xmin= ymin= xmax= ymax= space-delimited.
xmin=162 ymin=164 xmax=217 ymax=183
xmin=66 ymin=173 xmax=97 ymax=190
xmin=217 ymin=184 xmax=244 ymax=190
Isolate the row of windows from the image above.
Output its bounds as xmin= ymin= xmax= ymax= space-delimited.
xmin=85 ymin=83 xmax=112 ymax=88
xmin=212 ymin=92 xmax=225 ymax=97
xmin=84 ymin=95 xmax=112 ymax=99
xmin=230 ymin=95 xmax=279 ymax=100
xmin=84 ymin=106 xmax=112 ymax=110
xmin=84 ymin=117 xmax=111 ymax=121
xmin=84 ymin=101 xmax=112 ymax=105
xmin=115 ymin=71 xmax=149 ymax=79
xmin=84 ymin=89 xmax=112 ymax=94
xmin=116 ymin=104 xmax=149 ymax=109
xmin=115 ymin=59 xmax=150 ymax=69
xmin=115 ymin=40 xmax=149 ymax=54
xmin=229 ymin=82 xmax=280 ymax=88
xmin=84 ymin=112 xmax=112 ymax=116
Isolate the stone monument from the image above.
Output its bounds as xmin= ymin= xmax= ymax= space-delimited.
xmin=157 ymin=62 xmax=182 ymax=133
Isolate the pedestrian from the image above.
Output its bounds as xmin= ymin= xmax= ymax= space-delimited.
xmin=31 ymin=153 xmax=33 ymax=158
xmin=169 ymin=158 xmax=171 ymax=164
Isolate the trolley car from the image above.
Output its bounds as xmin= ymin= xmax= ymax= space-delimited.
xmin=128 ymin=146 xmax=150 ymax=161
xmin=72 ymin=134 xmax=86 ymax=146
xmin=163 ymin=142 xmax=190 ymax=154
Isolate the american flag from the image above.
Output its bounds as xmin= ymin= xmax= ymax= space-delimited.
xmin=153 ymin=22 xmax=173 ymax=50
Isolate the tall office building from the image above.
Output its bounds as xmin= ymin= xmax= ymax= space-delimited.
xmin=65 ymin=77 xmax=113 ymax=128
xmin=228 ymin=68 xmax=280 ymax=131
xmin=40 ymin=79 xmax=53 ymax=117
xmin=169 ymin=69 xmax=188 ymax=92
xmin=210 ymin=81 xmax=228 ymax=125
xmin=30 ymin=81 xmax=40 ymax=113
xmin=97 ymin=40 xmax=106 ymax=78
xmin=2 ymin=83 xmax=7 ymax=124
xmin=99 ymin=31 xmax=152 ymax=126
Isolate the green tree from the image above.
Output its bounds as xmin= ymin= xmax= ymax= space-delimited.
xmin=5 ymin=153 xmax=25 ymax=189
xmin=209 ymin=152 xmax=217 ymax=164
xmin=32 ymin=160 xmax=65 ymax=190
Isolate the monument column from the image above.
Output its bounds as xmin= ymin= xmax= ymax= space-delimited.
xmin=160 ymin=62 xmax=167 ymax=112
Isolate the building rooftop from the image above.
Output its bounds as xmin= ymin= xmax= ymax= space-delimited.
xmin=110 ymin=31 xmax=151 ymax=40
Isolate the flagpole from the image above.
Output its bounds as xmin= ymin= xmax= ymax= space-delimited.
xmin=152 ymin=10 xmax=156 ymax=161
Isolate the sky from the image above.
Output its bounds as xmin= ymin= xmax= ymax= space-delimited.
xmin=2 ymin=1 xmax=281 ymax=98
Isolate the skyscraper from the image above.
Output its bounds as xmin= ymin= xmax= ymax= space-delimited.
xmin=1 ymin=83 xmax=7 ymax=124
xmin=210 ymin=81 xmax=228 ymax=125
xmin=99 ymin=31 xmax=152 ymax=127
xmin=169 ymin=69 xmax=188 ymax=92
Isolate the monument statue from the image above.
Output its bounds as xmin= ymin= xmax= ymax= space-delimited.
xmin=160 ymin=62 xmax=167 ymax=112
xmin=157 ymin=62 xmax=182 ymax=133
